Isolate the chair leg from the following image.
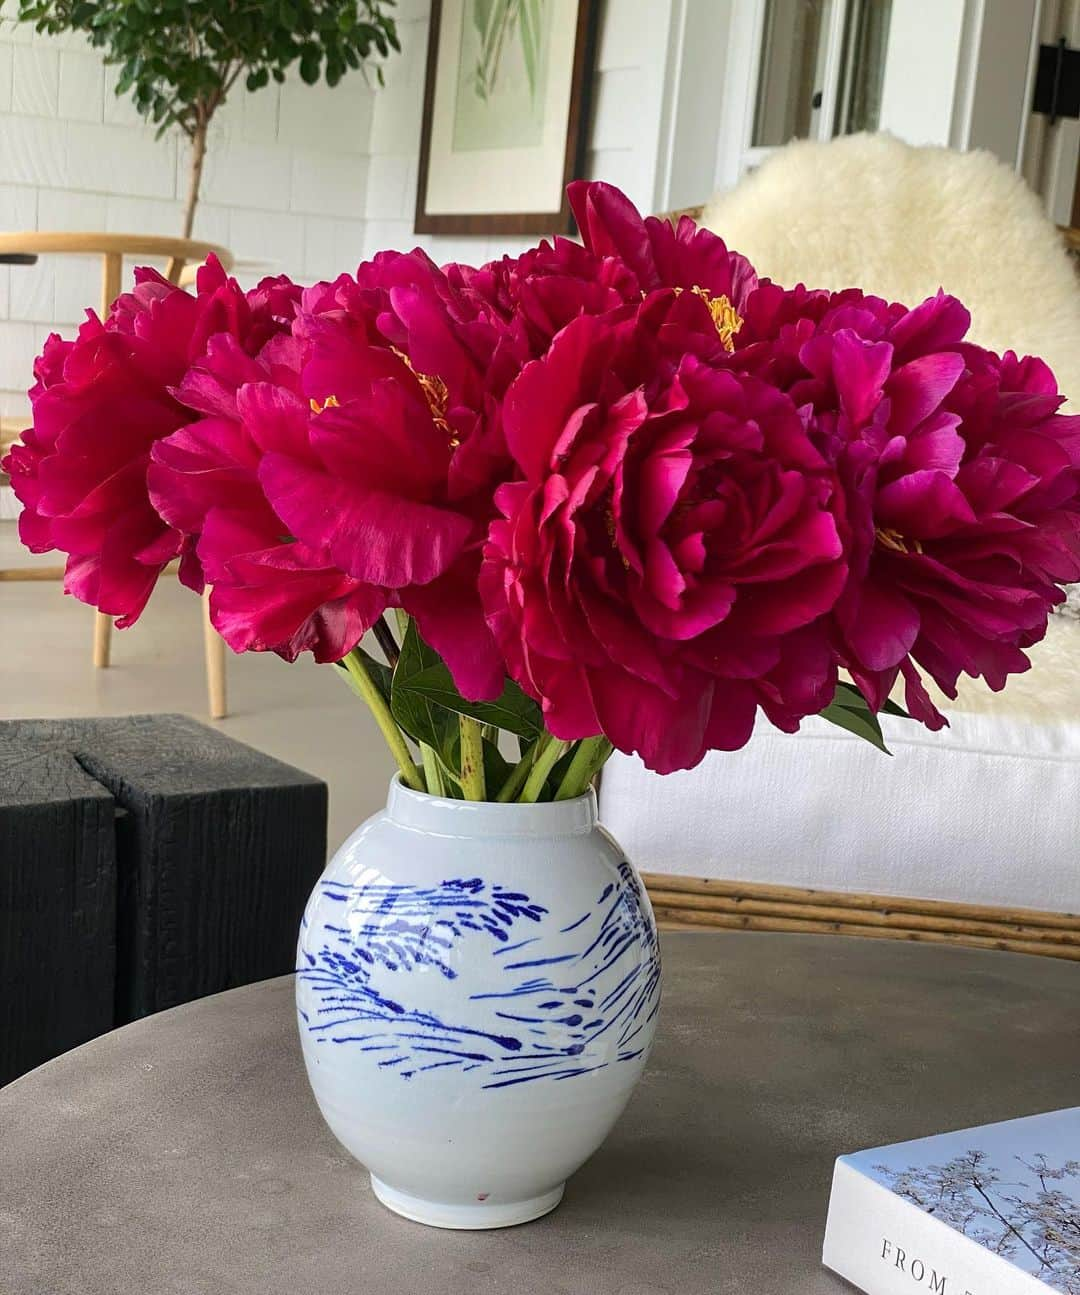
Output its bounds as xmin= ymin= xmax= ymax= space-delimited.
xmin=93 ymin=611 xmax=112 ymax=668
xmin=203 ymin=589 xmax=227 ymax=719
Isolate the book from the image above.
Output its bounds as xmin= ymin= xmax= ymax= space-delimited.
xmin=822 ymin=1107 xmax=1080 ymax=1295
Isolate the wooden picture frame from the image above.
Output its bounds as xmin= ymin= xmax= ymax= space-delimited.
xmin=415 ymin=0 xmax=598 ymax=237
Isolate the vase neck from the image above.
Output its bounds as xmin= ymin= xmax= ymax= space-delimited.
xmin=384 ymin=778 xmax=597 ymax=838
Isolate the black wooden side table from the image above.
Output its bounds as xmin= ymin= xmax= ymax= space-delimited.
xmin=0 ymin=714 xmax=327 ymax=1082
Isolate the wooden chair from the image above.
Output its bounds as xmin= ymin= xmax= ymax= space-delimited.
xmin=0 ymin=232 xmax=233 ymax=719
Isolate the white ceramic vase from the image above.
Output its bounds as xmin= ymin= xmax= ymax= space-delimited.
xmin=296 ymin=777 xmax=662 ymax=1229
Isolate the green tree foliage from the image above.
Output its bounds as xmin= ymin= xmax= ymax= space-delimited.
xmin=17 ymin=0 xmax=399 ymax=235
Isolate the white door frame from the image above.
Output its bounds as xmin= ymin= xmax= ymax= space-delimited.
xmin=714 ymin=0 xmax=851 ymax=192
xmin=714 ymin=0 xmax=768 ymax=192
xmin=709 ymin=0 xmax=1033 ymax=198
xmin=1021 ymin=0 xmax=1080 ymax=224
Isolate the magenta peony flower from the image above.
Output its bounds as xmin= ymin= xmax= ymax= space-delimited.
xmin=198 ymin=503 xmax=388 ymax=666
xmin=147 ymin=334 xmax=386 ymax=664
xmin=331 ymin=254 xmax=526 ymax=506
xmin=1 ymin=258 xmax=300 ymax=626
xmin=729 ymin=288 xmax=1080 ymax=724
xmin=148 ymin=270 xmax=504 ymax=689
xmin=568 ymin=180 xmax=759 ymax=325
xmin=438 ymin=182 xmax=758 ymax=383
xmin=480 ymin=307 xmax=849 ymax=773
xmin=452 ymin=235 xmax=637 ymax=361
xmin=7 ymin=176 xmax=1078 ymax=802
xmin=450 ymin=183 xmax=760 ymax=380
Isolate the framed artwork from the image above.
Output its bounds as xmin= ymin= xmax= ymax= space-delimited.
xmin=415 ymin=0 xmax=598 ymax=236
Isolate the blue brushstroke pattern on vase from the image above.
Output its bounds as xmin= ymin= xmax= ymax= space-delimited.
xmin=298 ymin=862 xmax=661 ymax=1088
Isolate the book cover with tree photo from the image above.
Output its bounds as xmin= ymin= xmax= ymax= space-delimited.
xmin=851 ymin=1109 xmax=1080 ymax=1293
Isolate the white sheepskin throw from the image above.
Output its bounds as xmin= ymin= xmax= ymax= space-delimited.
xmin=702 ymin=133 xmax=1080 ymax=408
xmin=703 ymin=133 xmax=1080 ymax=717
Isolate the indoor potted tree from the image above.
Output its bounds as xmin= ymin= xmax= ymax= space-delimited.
xmin=16 ymin=0 xmax=399 ymax=236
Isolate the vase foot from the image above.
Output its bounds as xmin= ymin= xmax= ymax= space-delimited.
xmin=370 ymin=1176 xmax=565 ymax=1230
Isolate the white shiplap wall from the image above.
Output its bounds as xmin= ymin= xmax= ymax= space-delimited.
xmin=0 ymin=7 xmax=372 ymax=415
xmin=0 ymin=0 xmax=688 ymax=414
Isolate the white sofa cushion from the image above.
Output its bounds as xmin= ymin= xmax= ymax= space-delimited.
xmin=599 ymin=711 xmax=1080 ymax=913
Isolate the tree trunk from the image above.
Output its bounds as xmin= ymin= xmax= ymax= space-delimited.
xmin=182 ymin=120 xmax=208 ymax=240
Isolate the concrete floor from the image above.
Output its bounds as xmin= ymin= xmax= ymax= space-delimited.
xmin=0 ymin=523 xmax=394 ymax=853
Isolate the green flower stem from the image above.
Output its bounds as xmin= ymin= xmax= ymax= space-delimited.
xmin=459 ymin=715 xmax=486 ymax=801
xmin=518 ymin=734 xmax=569 ymax=803
xmin=495 ymin=742 xmax=535 ymax=802
xmin=420 ymin=744 xmax=446 ymax=797
xmin=554 ymin=736 xmax=614 ymax=800
xmin=342 ymin=648 xmax=424 ymax=792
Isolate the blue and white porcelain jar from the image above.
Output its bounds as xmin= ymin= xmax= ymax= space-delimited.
xmin=296 ymin=777 xmax=662 ymax=1230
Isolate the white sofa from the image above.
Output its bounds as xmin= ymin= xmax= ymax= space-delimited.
xmin=604 ymin=135 xmax=1080 ymax=917
xmin=599 ymin=705 xmax=1080 ymax=914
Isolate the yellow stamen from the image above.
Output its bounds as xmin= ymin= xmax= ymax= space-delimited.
xmin=691 ymin=286 xmax=743 ymax=352
xmin=309 ymin=394 xmax=340 ymax=415
xmin=669 ymin=285 xmax=744 ymax=352
xmin=876 ymin=527 xmax=924 ymax=555
xmin=391 ymin=347 xmax=459 ymax=448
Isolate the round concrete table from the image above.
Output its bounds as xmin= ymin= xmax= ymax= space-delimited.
xmin=3 ymin=933 xmax=1078 ymax=1295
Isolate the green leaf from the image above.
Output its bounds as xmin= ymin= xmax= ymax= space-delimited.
xmin=390 ymin=620 xmax=456 ymax=752
xmin=819 ymin=699 xmax=891 ymax=754
xmin=819 ymin=681 xmax=900 ymax=754
xmin=482 ymin=737 xmax=513 ymax=795
xmin=299 ymin=45 xmax=321 ymax=83
xmin=390 ymin=620 xmax=542 ymax=790
xmin=394 ymin=663 xmax=542 ymax=739
xmin=832 ymin=680 xmax=910 ymax=720
xmin=333 ymin=646 xmax=392 ymax=708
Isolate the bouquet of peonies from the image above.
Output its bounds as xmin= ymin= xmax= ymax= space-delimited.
xmin=5 ymin=183 xmax=1079 ymax=801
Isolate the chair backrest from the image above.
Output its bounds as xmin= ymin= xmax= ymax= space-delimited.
xmin=701 ymin=132 xmax=1080 ymax=408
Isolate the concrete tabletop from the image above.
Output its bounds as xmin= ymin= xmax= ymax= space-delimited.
xmin=3 ymin=931 xmax=1078 ymax=1295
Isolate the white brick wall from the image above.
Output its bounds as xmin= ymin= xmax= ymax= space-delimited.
xmin=0 ymin=0 xmax=675 ymax=412
xmin=0 ymin=16 xmax=376 ymax=411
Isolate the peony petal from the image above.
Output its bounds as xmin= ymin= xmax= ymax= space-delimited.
xmin=899 ymin=409 xmax=964 ymax=475
xmin=875 ymin=469 xmax=977 ymax=537
xmin=403 ymin=558 xmax=505 ymax=702
xmin=830 ymin=331 xmax=893 ymax=426
xmin=841 ymin=577 xmax=920 ymax=672
xmin=887 ymin=291 xmax=970 ymax=360
xmin=899 ymin=658 xmax=947 ymax=730
xmin=258 ymin=451 xmax=471 ymax=588
xmin=589 ymin=665 xmax=716 ymax=773
xmin=885 ymin=352 xmax=965 ymax=437
xmin=504 ymin=315 xmax=619 ymax=481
